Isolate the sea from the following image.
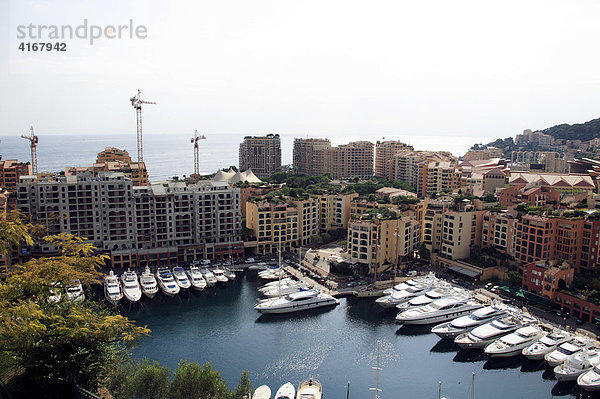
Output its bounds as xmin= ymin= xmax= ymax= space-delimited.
xmin=0 ymin=132 xmax=498 ymax=180
xmin=122 ymin=274 xmax=585 ymax=399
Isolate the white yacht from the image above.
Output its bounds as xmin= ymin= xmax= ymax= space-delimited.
xmin=554 ymin=348 xmax=600 ymax=381
xmin=172 ymin=267 xmax=192 ymax=290
xmin=212 ymin=268 xmax=229 ymax=284
xmin=263 ymin=282 xmax=311 ymax=298
xmin=254 ymin=290 xmax=339 ymax=314
xmin=455 ymin=312 xmax=537 ymax=349
xmin=275 ymin=382 xmax=295 ymax=399
xmin=156 ymin=267 xmax=181 ymax=297
xmin=249 ymin=262 xmax=269 ymax=270
xmin=259 ymin=268 xmax=287 ymax=281
xmin=431 ymin=304 xmax=508 ymax=339
xmin=224 ymin=268 xmax=236 ymax=280
xmin=296 ymin=379 xmax=321 ymax=399
xmin=545 ymin=338 xmax=595 ymax=367
xmin=104 ymin=271 xmax=123 ymax=305
xmin=381 ymin=273 xmax=437 ymax=295
xmin=395 ymin=284 xmax=459 ymax=311
xmin=121 ymin=270 xmax=142 ymax=302
xmin=187 ymin=266 xmax=207 ymax=292
xmin=66 ymin=280 xmax=85 ymax=302
xmin=484 ymin=325 xmax=546 ymax=357
xmin=522 ymin=330 xmax=571 ymax=360
xmin=578 ymin=364 xmax=600 ymax=391
xmin=201 ymin=268 xmax=217 ymax=287
xmin=395 ymin=296 xmax=483 ymax=325
xmin=139 ymin=267 xmax=159 ymax=299
xmin=252 ymin=385 xmax=271 ymax=399
xmin=259 ymin=278 xmax=295 ymax=292
xmin=376 ymin=282 xmax=432 ymax=308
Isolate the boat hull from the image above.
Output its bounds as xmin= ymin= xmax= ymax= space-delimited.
xmin=256 ymin=299 xmax=339 ymax=314
xmin=142 ymin=289 xmax=158 ymax=299
xmin=397 ymin=307 xmax=479 ymax=325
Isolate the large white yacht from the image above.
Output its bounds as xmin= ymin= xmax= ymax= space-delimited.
xmin=545 ymin=338 xmax=596 ymax=367
xmin=254 ymin=290 xmax=339 ymax=314
xmin=376 ymin=281 xmax=432 ymax=308
xmin=201 ymin=268 xmax=217 ymax=287
xmin=554 ymin=348 xmax=600 ymax=381
xmin=139 ymin=267 xmax=159 ymax=299
xmin=578 ymin=364 xmax=600 ymax=391
xmin=187 ymin=266 xmax=207 ymax=292
xmin=262 ymin=281 xmax=311 ymax=298
xmin=212 ymin=268 xmax=229 ymax=284
xmin=104 ymin=271 xmax=123 ymax=305
xmin=275 ymin=382 xmax=295 ymax=399
xmin=431 ymin=304 xmax=508 ymax=339
xmin=484 ymin=325 xmax=546 ymax=357
xmin=395 ymin=296 xmax=483 ymax=325
xmin=252 ymin=385 xmax=271 ymax=399
xmin=66 ymin=280 xmax=85 ymax=302
xmin=156 ymin=267 xmax=181 ymax=297
xmin=295 ymin=379 xmax=322 ymax=399
xmin=395 ymin=284 xmax=460 ymax=311
xmin=454 ymin=312 xmax=537 ymax=349
xmin=259 ymin=278 xmax=295 ymax=292
xmin=522 ymin=330 xmax=571 ymax=360
xmin=121 ymin=270 xmax=142 ymax=302
xmin=172 ymin=267 xmax=191 ymax=290
xmin=259 ymin=268 xmax=287 ymax=281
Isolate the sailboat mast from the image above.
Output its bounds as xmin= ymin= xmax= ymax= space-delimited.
xmin=370 ymin=340 xmax=382 ymax=399
xmin=471 ymin=372 xmax=475 ymax=399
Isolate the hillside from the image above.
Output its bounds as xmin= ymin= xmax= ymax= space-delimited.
xmin=542 ymin=117 xmax=600 ymax=141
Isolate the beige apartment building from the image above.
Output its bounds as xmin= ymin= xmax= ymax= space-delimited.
xmin=246 ymin=200 xmax=299 ymax=255
xmin=293 ymin=138 xmax=331 ymax=176
xmin=239 ymin=134 xmax=282 ymax=178
xmin=440 ymin=210 xmax=485 ymax=260
xmin=65 ymin=147 xmax=149 ymax=186
xmin=318 ymin=192 xmax=359 ymax=232
xmin=374 ymin=140 xmax=413 ymax=180
xmin=390 ymin=150 xmax=459 ymax=197
xmin=292 ymin=140 xmax=374 ymax=179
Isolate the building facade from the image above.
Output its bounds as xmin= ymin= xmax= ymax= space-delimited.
xmin=293 ymin=138 xmax=331 ymax=176
xmin=239 ymin=134 xmax=282 ymax=178
xmin=374 ymin=140 xmax=413 ymax=179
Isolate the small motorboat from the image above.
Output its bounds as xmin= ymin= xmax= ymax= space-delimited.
xmin=201 ymin=268 xmax=217 ymax=287
xmin=121 ymin=270 xmax=142 ymax=302
xmin=296 ymin=379 xmax=321 ymax=399
xmin=224 ymin=268 xmax=236 ymax=280
xmin=252 ymin=385 xmax=271 ymax=399
xmin=66 ymin=280 xmax=85 ymax=302
xmin=555 ymin=348 xmax=600 ymax=381
xmin=172 ymin=267 xmax=192 ymax=289
xmin=187 ymin=266 xmax=207 ymax=292
xmin=104 ymin=271 xmax=123 ymax=305
xmin=139 ymin=267 xmax=159 ymax=299
xmin=275 ymin=382 xmax=295 ymax=399
xmin=248 ymin=262 xmax=269 ymax=270
xmin=212 ymin=268 xmax=229 ymax=284
xmin=156 ymin=267 xmax=181 ymax=297
xmin=578 ymin=363 xmax=600 ymax=391
xmin=522 ymin=329 xmax=571 ymax=360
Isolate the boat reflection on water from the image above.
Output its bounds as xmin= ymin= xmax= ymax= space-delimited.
xmin=395 ymin=324 xmax=432 ymax=336
xmin=430 ymin=339 xmax=461 ymax=353
xmin=550 ymin=380 xmax=579 ymax=397
xmin=483 ymin=356 xmax=525 ymax=370
xmin=254 ymin=306 xmax=339 ymax=323
xmin=520 ymin=359 xmax=548 ymax=373
xmin=453 ymin=349 xmax=485 ymax=363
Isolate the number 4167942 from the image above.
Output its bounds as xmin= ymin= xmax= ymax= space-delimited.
xmin=18 ymin=42 xmax=66 ymax=51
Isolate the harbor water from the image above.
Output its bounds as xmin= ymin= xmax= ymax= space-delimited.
xmin=122 ymin=272 xmax=586 ymax=399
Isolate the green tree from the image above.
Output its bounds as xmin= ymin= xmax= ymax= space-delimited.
xmin=128 ymin=359 xmax=170 ymax=399
xmin=0 ymin=211 xmax=34 ymax=258
xmin=172 ymin=362 xmax=229 ymax=399
xmin=231 ymin=370 xmax=253 ymax=399
xmin=507 ymin=271 xmax=521 ymax=287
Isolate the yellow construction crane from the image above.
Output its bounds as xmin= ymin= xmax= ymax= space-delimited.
xmin=191 ymin=130 xmax=206 ymax=179
xmin=21 ymin=126 xmax=39 ymax=175
xmin=130 ymin=89 xmax=156 ymax=180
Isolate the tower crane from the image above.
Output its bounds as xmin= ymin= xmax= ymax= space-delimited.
xmin=191 ymin=130 xmax=206 ymax=179
xmin=130 ymin=89 xmax=156 ymax=181
xmin=21 ymin=126 xmax=39 ymax=175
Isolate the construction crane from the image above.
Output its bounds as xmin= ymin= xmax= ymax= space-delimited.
xmin=130 ymin=89 xmax=156 ymax=181
xmin=191 ymin=130 xmax=206 ymax=179
xmin=21 ymin=126 xmax=39 ymax=175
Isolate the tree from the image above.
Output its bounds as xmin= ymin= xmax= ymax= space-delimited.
xmin=418 ymin=243 xmax=430 ymax=261
xmin=128 ymin=359 xmax=170 ymax=399
xmin=0 ymin=231 xmax=150 ymax=397
xmin=507 ymin=271 xmax=521 ymax=287
xmin=170 ymin=361 xmax=229 ymax=399
xmin=231 ymin=370 xmax=253 ymax=399
xmin=0 ymin=211 xmax=34 ymax=258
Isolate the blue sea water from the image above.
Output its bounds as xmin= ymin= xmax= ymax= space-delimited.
xmin=0 ymin=132 xmax=496 ymax=181
xmin=122 ymin=274 xmax=580 ymax=399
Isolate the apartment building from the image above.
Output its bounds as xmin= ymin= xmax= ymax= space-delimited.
xmin=422 ymin=200 xmax=452 ymax=254
xmin=16 ymin=172 xmax=242 ymax=267
xmin=462 ymin=147 xmax=503 ymax=161
xmin=65 ymin=147 xmax=149 ymax=186
xmin=239 ymin=134 xmax=282 ymax=178
xmin=522 ymin=260 xmax=574 ymax=299
xmin=481 ymin=211 xmax=516 ymax=257
xmin=0 ymin=160 xmax=31 ymax=192
xmin=245 ymin=200 xmax=299 ymax=255
xmin=390 ymin=151 xmax=459 ymax=197
xmin=293 ymin=138 xmax=331 ymax=176
xmin=374 ymin=140 xmax=413 ymax=179
xmin=440 ymin=210 xmax=485 ymax=260
xmin=318 ymin=192 xmax=358 ymax=232
xmin=290 ymin=198 xmax=319 ymax=247
xmin=327 ymin=141 xmax=374 ymax=180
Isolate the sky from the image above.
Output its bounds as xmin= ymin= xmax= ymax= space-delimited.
xmin=2 ymin=0 xmax=600 ymax=144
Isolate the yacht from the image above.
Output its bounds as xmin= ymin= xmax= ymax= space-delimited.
xmin=121 ymin=270 xmax=142 ymax=302
xmin=249 ymin=262 xmax=269 ymax=270
xmin=139 ymin=267 xmax=159 ymax=299
xmin=259 ymin=268 xmax=287 ymax=281
xmin=455 ymin=312 xmax=537 ymax=349
xmin=395 ymin=296 xmax=483 ymax=325
xmin=254 ymin=290 xmax=339 ymax=314
xmin=104 ymin=271 xmax=123 ymax=305
xmin=484 ymin=325 xmax=546 ymax=357
xmin=522 ymin=330 xmax=571 ymax=360
xmin=172 ymin=267 xmax=192 ymax=290
xmin=259 ymin=278 xmax=295 ymax=292
xmin=252 ymin=385 xmax=271 ymax=399
xmin=275 ymin=382 xmax=295 ymax=399
xmin=224 ymin=268 xmax=236 ymax=280
xmin=66 ymin=280 xmax=85 ymax=302
xmin=395 ymin=284 xmax=459 ymax=311
xmin=296 ymin=378 xmax=321 ymax=399
xmin=156 ymin=267 xmax=181 ymax=297
xmin=212 ymin=268 xmax=229 ymax=284
xmin=554 ymin=348 xmax=600 ymax=381
xmin=376 ymin=282 xmax=431 ymax=308
xmin=578 ymin=364 xmax=600 ymax=391
xmin=201 ymin=268 xmax=217 ymax=287
xmin=263 ymin=281 xmax=311 ymax=298
xmin=382 ymin=273 xmax=436 ymax=295
xmin=545 ymin=338 xmax=595 ymax=367
xmin=187 ymin=266 xmax=207 ymax=292
xmin=431 ymin=304 xmax=508 ymax=339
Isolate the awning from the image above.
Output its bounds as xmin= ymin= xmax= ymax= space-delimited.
xmin=448 ymin=264 xmax=481 ymax=278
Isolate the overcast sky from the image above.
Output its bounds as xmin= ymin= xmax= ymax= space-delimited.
xmin=2 ymin=0 xmax=600 ymax=142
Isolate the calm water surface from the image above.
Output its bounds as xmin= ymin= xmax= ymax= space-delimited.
xmin=122 ymin=272 xmax=589 ymax=399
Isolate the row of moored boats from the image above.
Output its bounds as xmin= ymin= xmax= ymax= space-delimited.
xmin=104 ymin=265 xmax=236 ymax=305
xmin=252 ymin=379 xmax=322 ymax=399
xmin=376 ymin=273 xmax=600 ymax=391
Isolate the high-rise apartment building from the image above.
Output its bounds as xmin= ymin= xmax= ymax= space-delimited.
xmin=0 ymin=160 xmax=31 ymax=192
xmin=327 ymin=141 xmax=374 ymax=180
xmin=65 ymin=147 xmax=149 ymax=186
xmin=239 ymin=134 xmax=281 ymax=178
xmin=374 ymin=140 xmax=413 ymax=179
xmin=293 ymin=138 xmax=331 ymax=176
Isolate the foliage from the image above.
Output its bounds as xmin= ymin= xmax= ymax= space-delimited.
xmin=481 ymin=193 xmax=496 ymax=203
xmin=362 ymin=206 xmax=398 ymax=221
xmin=418 ymin=243 xmax=430 ymax=261
xmin=542 ymin=117 xmax=600 ymax=142
xmin=127 ymin=359 xmax=170 ymax=399
xmin=171 ymin=360 xmax=230 ymax=399
xmin=391 ymin=196 xmax=419 ymax=205
xmin=0 ymin=211 xmax=34 ymax=257
xmin=232 ymin=370 xmax=253 ymax=399
xmin=506 ymin=271 xmax=521 ymax=287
